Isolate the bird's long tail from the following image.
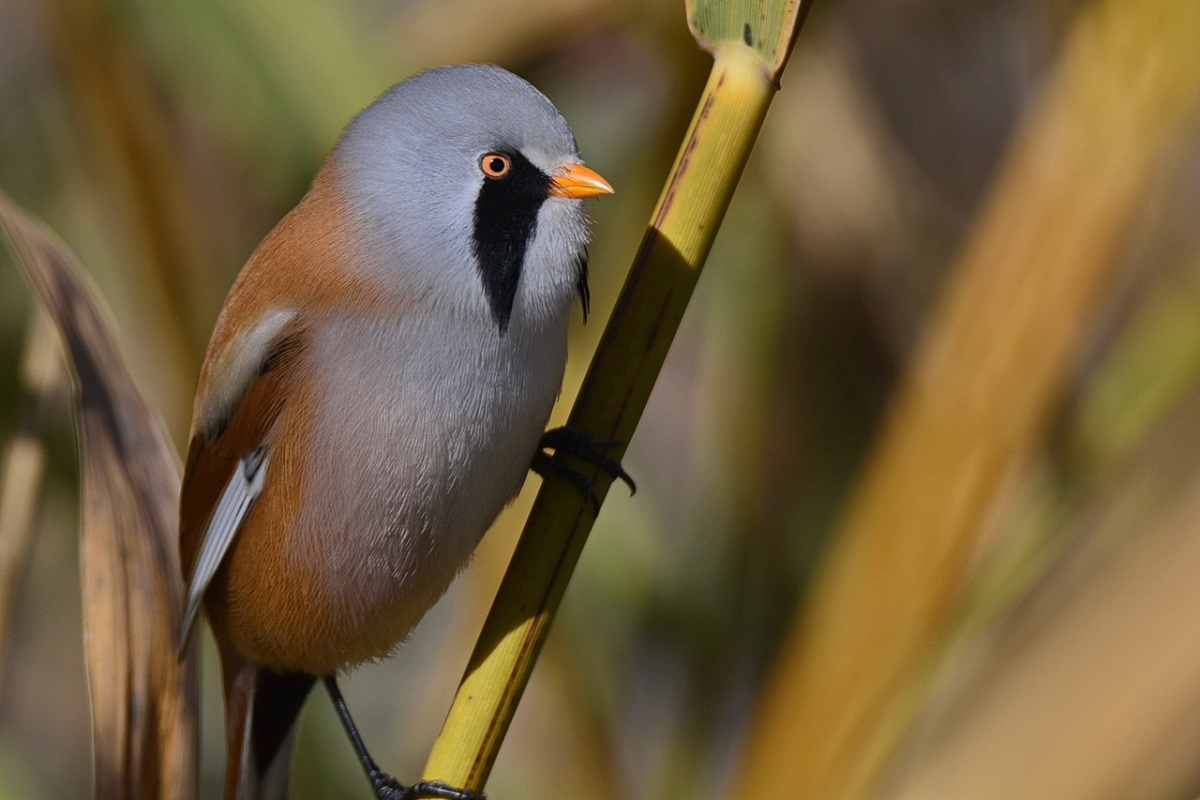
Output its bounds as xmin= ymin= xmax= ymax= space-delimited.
xmin=220 ymin=651 xmax=315 ymax=800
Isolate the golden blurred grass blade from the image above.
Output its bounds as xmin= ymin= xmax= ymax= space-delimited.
xmin=422 ymin=1 xmax=811 ymax=792
xmin=895 ymin=389 xmax=1200 ymax=799
xmin=732 ymin=0 xmax=1200 ymax=797
xmin=0 ymin=190 xmax=197 ymax=800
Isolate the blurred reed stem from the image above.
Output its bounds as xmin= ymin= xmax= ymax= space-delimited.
xmin=732 ymin=0 xmax=1200 ymax=796
xmin=46 ymin=0 xmax=207 ymax=362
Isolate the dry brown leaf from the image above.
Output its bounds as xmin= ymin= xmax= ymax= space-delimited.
xmin=0 ymin=190 xmax=197 ymax=800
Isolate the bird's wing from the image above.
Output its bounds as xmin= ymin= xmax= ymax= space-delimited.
xmin=178 ymin=309 xmax=309 ymax=650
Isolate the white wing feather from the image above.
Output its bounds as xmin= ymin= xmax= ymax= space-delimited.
xmin=179 ymin=449 xmax=269 ymax=648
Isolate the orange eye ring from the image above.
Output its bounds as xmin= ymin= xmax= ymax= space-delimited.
xmin=480 ymin=153 xmax=511 ymax=178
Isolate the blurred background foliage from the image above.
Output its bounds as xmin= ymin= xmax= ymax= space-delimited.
xmin=2 ymin=0 xmax=1200 ymax=799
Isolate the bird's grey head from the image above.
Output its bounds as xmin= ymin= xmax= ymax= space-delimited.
xmin=334 ymin=64 xmax=598 ymax=334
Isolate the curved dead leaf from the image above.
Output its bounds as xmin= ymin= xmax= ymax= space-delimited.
xmin=0 ymin=189 xmax=197 ymax=800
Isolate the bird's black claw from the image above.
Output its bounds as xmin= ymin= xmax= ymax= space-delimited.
xmin=375 ymin=774 xmax=485 ymax=800
xmin=532 ymin=426 xmax=636 ymax=513
xmin=532 ymin=450 xmax=601 ymax=511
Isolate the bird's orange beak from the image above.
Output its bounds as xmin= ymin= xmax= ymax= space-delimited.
xmin=549 ymin=163 xmax=614 ymax=199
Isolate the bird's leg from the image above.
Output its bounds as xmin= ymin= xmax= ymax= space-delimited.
xmin=322 ymin=676 xmax=484 ymax=800
xmin=531 ymin=426 xmax=636 ymax=512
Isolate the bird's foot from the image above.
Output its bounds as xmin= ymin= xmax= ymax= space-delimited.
xmin=374 ymin=772 xmax=485 ymax=800
xmin=324 ymin=676 xmax=482 ymax=800
xmin=532 ymin=426 xmax=636 ymax=512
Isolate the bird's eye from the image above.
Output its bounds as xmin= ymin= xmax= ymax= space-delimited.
xmin=480 ymin=153 xmax=512 ymax=178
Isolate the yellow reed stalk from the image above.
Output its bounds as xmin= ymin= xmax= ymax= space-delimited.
xmin=421 ymin=0 xmax=810 ymax=790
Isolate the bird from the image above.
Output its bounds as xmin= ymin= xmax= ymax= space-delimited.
xmin=177 ymin=64 xmax=627 ymax=800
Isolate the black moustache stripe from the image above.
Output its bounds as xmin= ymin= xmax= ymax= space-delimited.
xmin=471 ymin=149 xmax=552 ymax=334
